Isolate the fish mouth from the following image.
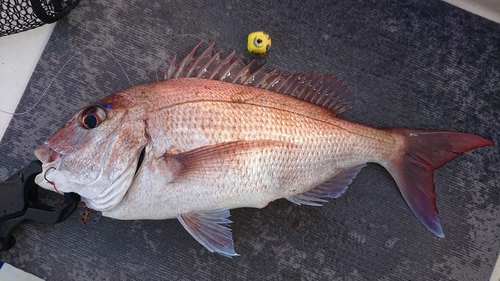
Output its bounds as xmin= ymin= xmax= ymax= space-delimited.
xmin=34 ymin=144 xmax=63 ymax=191
xmin=35 ymin=144 xmax=62 ymax=166
xmin=33 ymin=142 xmax=146 ymax=211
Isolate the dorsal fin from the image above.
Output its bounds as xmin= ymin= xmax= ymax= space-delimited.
xmin=165 ymin=42 xmax=355 ymax=114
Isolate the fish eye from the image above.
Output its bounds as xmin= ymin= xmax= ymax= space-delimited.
xmin=79 ymin=105 xmax=107 ymax=129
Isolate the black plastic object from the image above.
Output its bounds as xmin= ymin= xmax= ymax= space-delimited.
xmin=0 ymin=0 xmax=81 ymax=37
xmin=0 ymin=160 xmax=80 ymax=252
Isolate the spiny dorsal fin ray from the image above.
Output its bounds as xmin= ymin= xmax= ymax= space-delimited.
xmin=165 ymin=42 xmax=355 ymax=115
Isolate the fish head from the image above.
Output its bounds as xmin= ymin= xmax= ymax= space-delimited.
xmin=34 ymin=94 xmax=149 ymax=212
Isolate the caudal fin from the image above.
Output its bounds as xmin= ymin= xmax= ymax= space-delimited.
xmin=384 ymin=129 xmax=493 ymax=237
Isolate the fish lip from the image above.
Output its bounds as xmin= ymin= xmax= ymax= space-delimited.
xmin=34 ymin=144 xmax=63 ymax=193
xmin=35 ymin=144 xmax=62 ymax=165
xmin=35 ymin=144 xmax=63 ymax=177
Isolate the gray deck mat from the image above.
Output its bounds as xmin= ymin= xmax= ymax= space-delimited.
xmin=1 ymin=0 xmax=499 ymax=280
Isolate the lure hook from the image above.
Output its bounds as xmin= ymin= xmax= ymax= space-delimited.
xmin=44 ymin=167 xmax=61 ymax=194
xmin=43 ymin=167 xmax=56 ymax=182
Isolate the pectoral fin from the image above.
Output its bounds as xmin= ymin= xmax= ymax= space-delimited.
xmin=164 ymin=140 xmax=288 ymax=182
xmin=177 ymin=209 xmax=238 ymax=257
xmin=287 ymin=164 xmax=366 ymax=206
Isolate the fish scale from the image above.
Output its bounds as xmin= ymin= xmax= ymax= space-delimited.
xmin=156 ymin=101 xmax=370 ymax=174
xmin=33 ymin=43 xmax=493 ymax=257
xmin=98 ymin=79 xmax=400 ymax=214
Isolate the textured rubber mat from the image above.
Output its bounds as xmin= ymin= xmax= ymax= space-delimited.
xmin=0 ymin=1 xmax=499 ymax=280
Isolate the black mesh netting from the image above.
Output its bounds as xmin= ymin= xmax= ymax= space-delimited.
xmin=0 ymin=0 xmax=80 ymax=36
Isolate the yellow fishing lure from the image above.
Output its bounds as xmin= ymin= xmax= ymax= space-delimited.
xmin=247 ymin=31 xmax=272 ymax=55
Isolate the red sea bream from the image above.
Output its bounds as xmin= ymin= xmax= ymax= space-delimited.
xmin=33 ymin=43 xmax=494 ymax=257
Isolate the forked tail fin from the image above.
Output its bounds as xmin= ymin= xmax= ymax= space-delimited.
xmin=383 ymin=129 xmax=494 ymax=237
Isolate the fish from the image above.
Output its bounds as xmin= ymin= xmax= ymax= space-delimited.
xmin=33 ymin=42 xmax=494 ymax=257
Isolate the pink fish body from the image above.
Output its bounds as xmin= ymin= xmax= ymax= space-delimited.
xmin=34 ymin=43 xmax=493 ymax=256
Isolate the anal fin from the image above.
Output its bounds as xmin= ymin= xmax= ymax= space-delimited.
xmin=287 ymin=164 xmax=366 ymax=206
xmin=177 ymin=209 xmax=238 ymax=257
